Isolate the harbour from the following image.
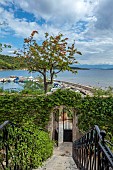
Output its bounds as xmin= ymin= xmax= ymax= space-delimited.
xmin=0 ymin=69 xmax=113 ymax=95
xmin=0 ymin=76 xmax=38 ymax=83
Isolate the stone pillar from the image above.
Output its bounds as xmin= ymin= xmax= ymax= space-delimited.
xmin=72 ymin=109 xmax=80 ymax=141
xmin=47 ymin=110 xmax=54 ymax=140
xmin=58 ymin=106 xmax=63 ymax=146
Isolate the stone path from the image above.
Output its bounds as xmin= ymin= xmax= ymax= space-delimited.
xmin=35 ymin=142 xmax=78 ymax=170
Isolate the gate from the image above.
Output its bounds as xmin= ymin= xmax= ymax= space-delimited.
xmin=62 ymin=108 xmax=73 ymax=142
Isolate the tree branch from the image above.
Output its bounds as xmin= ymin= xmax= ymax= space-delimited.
xmin=54 ymin=68 xmax=62 ymax=75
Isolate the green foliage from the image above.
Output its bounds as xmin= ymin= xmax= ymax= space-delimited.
xmin=0 ymin=54 xmax=26 ymax=69
xmin=0 ymin=58 xmax=12 ymax=69
xmin=77 ymin=96 xmax=113 ymax=142
xmin=0 ymin=87 xmax=3 ymax=92
xmin=0 ymin=89 xmax=113 ymax=151
xmin=0 ymin=89 xmax=81 ymax=128
xmin=0 ymin=89 xmax=113 ymax=141
xmin=94 ymin=87 xmax=113 ymax=97
xmin=0 ymin=120 xmax=53 ymax=169
xmin=0 ymin=89 xmax=81 ymax=169
xmin=21 ymin=81 xmax=44 ymax=95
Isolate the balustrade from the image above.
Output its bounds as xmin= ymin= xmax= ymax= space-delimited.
xmin=73 ymin=125 xmax=113 ymax=170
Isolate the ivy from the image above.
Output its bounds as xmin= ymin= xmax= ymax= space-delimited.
xmin=0 ymin=90 xmax=113 ymax=140
xmin=77 ymin=96 xmax=113 ymax=142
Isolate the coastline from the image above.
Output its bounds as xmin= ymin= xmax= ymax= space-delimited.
xmin=0 ymin=75 xmax=94 ymax=96
xmin=0 ymin=69 xmax=113 ymax=94
xmin=54 ymin=80 xmax=94 ymax=96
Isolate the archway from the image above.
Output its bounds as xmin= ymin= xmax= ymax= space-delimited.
xmin=50 ymin=106 xmax=78 ymax=146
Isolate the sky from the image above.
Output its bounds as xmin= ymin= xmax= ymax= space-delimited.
xmin=0 ymin=0 xmax=113 ymax=65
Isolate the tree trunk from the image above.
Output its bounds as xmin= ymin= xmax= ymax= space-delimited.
xmin=50 ymin=73 xmax=53 ymax=84
xmin=43 ymin=70 xmax=54 ymax=93
xmin=43 ymin=73 xmax=47 ymax=93
xmin=44 ymin=83 xmax=48 ymax=93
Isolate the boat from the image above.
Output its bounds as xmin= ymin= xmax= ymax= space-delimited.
xmin=14 ymin=77 xmax=19 ymax=83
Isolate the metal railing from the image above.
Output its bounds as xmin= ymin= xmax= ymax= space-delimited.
xmin=72 ymin=125 xmax=113 ymax=170
xmin=0 ymin=120 xmax=33 ymax=170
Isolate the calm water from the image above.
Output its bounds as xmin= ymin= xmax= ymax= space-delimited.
xmin=0 ymin=69 xmax=113 ymax=90
xmin=58 ymin=69 xmax=113 ymax=89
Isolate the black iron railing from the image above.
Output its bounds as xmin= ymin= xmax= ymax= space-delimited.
xmin=0 ymin=120 xmax=34 ymax=170
xmin=72 ymin=125 xmax=113 ymax=170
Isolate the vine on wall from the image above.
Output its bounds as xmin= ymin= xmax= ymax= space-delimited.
xmin=0 ymin=89 xmax=113 ymax=141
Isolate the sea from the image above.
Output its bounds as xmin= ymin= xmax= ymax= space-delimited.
xmin=0 ymin=69 xmax=113 ymax=91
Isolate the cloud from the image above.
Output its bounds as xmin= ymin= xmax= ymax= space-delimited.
xmin=74 ymin=0 xmax=113 ymax=64
xmin=94 ymin=0 xmax=113 ymax=30
xmin=2 ymin=0 xmax=95 ymax=23
xmin=76 ymin=38 xmax=113 ymax=64
xmin=0 ymin=0 xmax=113 ymax=65
xmin=0 ymin=7 xmax=37 ymax=37
xmin=0 ymin=0 xmax=8 ymax=5
xmin=0 ymin=0 xmax=96 ymax=39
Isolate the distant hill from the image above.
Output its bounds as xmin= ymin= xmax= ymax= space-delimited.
xmin=0 ymin=54 xmax=26 ymax=69
xmin=73 ymin=64 xmax=113 ymax=70
xmin=70 ymin=66 xmax=89 ymax=70
xmin=0 ymin=58 xmax=12 ymax=69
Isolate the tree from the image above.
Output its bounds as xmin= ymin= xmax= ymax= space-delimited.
xmin=20 ymin=31 xmax=82 ymax=93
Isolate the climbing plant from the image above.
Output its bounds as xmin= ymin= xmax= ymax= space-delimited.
xmin=0 ymin=89 xmax=113 ymax=142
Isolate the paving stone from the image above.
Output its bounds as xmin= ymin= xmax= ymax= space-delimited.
xmin=34 ymin=142 xmax=78 ymax=170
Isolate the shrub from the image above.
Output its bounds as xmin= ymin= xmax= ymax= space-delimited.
xmin=0 ymin=120 xmax=53 ymax=169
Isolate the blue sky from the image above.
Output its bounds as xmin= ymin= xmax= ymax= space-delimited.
xmin=0 ymin=0 xmax=113 ymax=65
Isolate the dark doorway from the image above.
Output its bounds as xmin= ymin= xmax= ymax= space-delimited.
xmin=64 ymin=129 xmax=72 ymax=142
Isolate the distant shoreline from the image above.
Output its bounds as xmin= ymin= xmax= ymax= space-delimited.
xmin=54 ymin=79 xmax=94 ymax=96
xmin=70 ymin=67 xmax=90 ymax=70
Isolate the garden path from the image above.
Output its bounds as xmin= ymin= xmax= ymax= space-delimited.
xmin=35 ymin=142 xmax=78 ymax=170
